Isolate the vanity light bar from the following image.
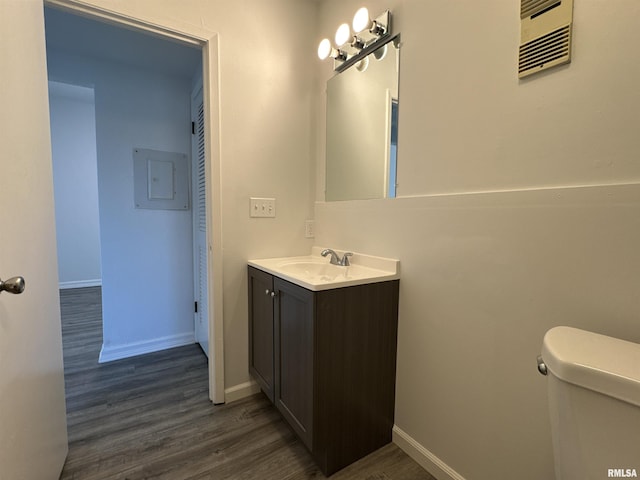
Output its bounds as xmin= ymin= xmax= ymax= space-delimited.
xmin=317 ymin=7 xmax=391 ymax=73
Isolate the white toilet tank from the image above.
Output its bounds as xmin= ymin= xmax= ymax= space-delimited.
xmin=540 ymin=326 xmax=640 ymax=480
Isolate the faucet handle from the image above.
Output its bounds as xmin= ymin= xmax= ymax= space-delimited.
xmin=340 ymin=252 xmax=353 ymax=266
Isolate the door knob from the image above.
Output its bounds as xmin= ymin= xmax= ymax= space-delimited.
xmin=0 ymin=276 xmax=25 ymax=295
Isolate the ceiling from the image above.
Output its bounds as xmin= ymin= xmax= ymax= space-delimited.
xmin=44 ymin=6 xmax=202 ymax=79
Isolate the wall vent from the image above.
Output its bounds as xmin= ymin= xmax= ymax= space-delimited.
xmin=519 ymin=0 xmax=573 ymax=78
xmin=521 ymin=0 xmax=561 ymax=19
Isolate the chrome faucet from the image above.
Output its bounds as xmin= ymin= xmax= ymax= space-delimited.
xmin=321 ymin=249 xmax=353 ymax=266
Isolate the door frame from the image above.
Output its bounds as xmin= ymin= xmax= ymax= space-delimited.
xmin=45 ymin=0 xmax=225 ymax=404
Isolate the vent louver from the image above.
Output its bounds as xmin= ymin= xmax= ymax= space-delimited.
xmin=519 ymin=25 xmax=571 ymax=77
xmin=519 ymin=0 xmax=573 ymax=78
xmin=521 ymin=0 xmax=561 ymax=19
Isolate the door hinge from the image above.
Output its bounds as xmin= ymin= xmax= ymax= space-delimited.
xmin=191 ymin=121 xmax=195 ymax=135
xmin=195 ymin=301 xmax=198 ymax=313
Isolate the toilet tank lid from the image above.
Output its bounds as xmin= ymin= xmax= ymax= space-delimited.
xmin=541 ymin=326 xmax=640 ymax=408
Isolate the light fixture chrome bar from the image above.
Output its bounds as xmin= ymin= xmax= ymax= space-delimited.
xmin=333 ymin=10 xmax=391 ymax=73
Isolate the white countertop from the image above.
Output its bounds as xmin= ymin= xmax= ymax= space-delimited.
xmin=248 ymin=247 xmax=400 ymax=291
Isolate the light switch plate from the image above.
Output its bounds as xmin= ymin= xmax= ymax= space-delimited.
xmin=250 ymin=197 xmax=276 ymax=218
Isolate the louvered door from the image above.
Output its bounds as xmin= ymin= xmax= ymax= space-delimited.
xmin=192 ymin=83 xmax=209 ymax=356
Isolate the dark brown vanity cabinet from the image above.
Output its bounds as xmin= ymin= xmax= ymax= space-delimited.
xmin=248 ymin=267 xmax=276 ymax=401
xmin=248 ymin=265 xmax=400 ymax=476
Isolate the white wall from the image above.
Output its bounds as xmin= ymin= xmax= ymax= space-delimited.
xmin=49 ymin=81 xmax=102 ymax=288
xmin=315 ymin=1 xmax=640 ymax=480
xmin=50 ymin=0 xmax=318 ymax=388
xmin=47 ymin=50 xmax=196 ymax=360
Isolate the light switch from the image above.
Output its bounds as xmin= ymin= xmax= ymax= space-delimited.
xmin=250 ymin=197 xmax=276 ymax=218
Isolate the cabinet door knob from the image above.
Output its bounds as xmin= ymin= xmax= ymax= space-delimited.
xmin=271 ymin=291 xmax=277 ymax=298
xmin=265 ymin=289 xmax=270 ymax=295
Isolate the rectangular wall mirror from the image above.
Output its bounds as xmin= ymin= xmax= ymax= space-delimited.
xmin=325 ymin=37 xmax=400 ymax=201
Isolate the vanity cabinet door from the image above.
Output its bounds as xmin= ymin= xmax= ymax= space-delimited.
xmin=248 ymin=267 xmax=275 ymax=401
xmin=273 ymin=277 xmax=314 ymax=450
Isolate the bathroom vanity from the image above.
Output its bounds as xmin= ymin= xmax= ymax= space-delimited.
xmin=247 ymin=249 xmax=400 ymax=476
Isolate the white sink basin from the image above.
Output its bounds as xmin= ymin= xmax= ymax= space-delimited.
xmin=248 ymin=247 xmax=399 ymax=291
xmin=277 ymin=260 xmax=351 ymax=281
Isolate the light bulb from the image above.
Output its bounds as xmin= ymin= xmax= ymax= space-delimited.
xmin=352 ymin=7 xmax=371 ymax=34
xmin=317 ymin=38 xmax=332 ymax=60
xmin=335 ymin=23 xmax=351 ymax=47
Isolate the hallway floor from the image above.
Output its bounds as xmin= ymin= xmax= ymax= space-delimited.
xmin=59 ymin=287 xmax=434 ymax=480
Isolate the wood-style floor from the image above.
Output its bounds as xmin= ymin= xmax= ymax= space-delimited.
xmin=59 ymin=287 xmax=434 ymax=480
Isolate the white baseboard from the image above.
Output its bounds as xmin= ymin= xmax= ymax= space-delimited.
xmin=59 ymin=279 xmax=102 ymax=289
xmin=393 ymin=425 xmax=467 ymax=480
xmin=99 ymin=332 xmax=195 ymax=363
xmin=224 ymin=380 xmax=261 ymax=404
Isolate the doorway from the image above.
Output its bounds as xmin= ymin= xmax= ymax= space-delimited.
xmin=44 ymin=1 xmax=224 ymax=403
